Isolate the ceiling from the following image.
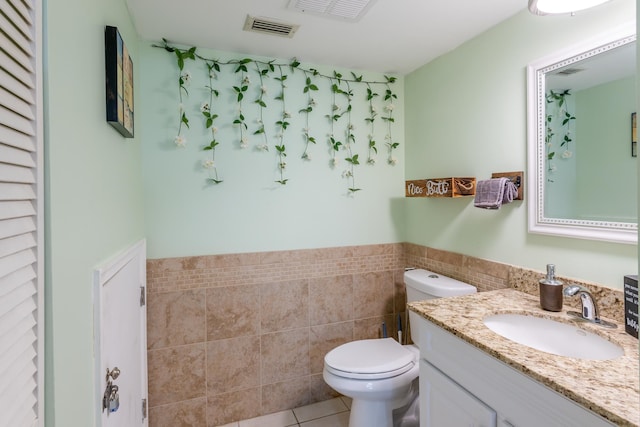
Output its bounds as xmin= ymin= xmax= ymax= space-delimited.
xmin=125 ymin=0 xmax=527 ymax=75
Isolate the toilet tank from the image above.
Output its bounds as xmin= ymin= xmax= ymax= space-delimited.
xmin=404 ymin=269 xmax=476 ymax=347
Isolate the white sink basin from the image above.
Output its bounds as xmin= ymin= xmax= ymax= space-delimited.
xmin=483 ymin=313 xmax=623 ymax=360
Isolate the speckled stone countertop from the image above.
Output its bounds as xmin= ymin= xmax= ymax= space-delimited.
xmin=408 ymin=288 xmax=640 ymax=427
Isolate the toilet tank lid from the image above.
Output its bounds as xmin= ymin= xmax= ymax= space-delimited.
xmin=404 ymin=269 xmax=477 ymax=297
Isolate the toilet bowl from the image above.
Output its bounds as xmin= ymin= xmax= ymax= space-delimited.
xmin=323 ymin=269 xmax=477 ymax=427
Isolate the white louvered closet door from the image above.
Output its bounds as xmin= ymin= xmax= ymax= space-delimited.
xmin=0 ymin=0 xmax=43 ymax=427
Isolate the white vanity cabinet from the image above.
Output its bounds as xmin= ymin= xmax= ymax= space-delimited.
xmin=417 ymin=317 xmax=615 ymax=427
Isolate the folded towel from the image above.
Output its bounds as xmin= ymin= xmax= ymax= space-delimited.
xmin=474 ymin=178 xmax=509 ymax=209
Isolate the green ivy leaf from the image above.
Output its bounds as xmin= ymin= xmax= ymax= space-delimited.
xmin=276 ymin=179 xmax=288 ymax=185
xmin=346 ymin=154 xmax=360 ymax=165
xmin=208 ymin=178 xmax=223 ymax=184
xmin=348 ymin=188 xmax=362 ymax=192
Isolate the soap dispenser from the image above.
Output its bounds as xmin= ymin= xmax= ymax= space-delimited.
xmin=539 ymin=264 xmax=563 ymax=312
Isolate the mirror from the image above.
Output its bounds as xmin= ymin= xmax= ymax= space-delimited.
xmin=527 ymin=23 xmax=637 ymax=244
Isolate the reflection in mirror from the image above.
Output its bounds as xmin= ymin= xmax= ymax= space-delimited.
xmin=527 ymin=24 xmax=637 ymax=244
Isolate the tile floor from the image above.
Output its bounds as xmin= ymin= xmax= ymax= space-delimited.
xmin=217 ymin=397 xmax=352 ymax=427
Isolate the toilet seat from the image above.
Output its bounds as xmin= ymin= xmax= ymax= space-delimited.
xmin=324 ymin=338 xmax=416 ymax=380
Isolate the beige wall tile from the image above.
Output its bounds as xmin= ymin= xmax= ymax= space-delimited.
xmin=260 ymin=280 xmax=309 ymax=333
xmin=309 ymin=275 xmax=353 ymax=326
xmin=148 ymin=343 xmax=206 ymax=407
xmin=353 ymin=271 xmax=394 ymax=319
xmin=261 ymin=328 xmax=309 ymax=384
xmin=309 ymin=322 xmax=353 ymax=374
xmin=207 ymin=336 xmax=260 ymax=395
xmin=261 ymin=377 xmax=310 ymax=415
xmin=309 ymin=373 xmax=340 ymax=403
xmin=147 ymin=289 xmax=206 ymax=350
xmin=353 ymin=314 xmax=395 ymax=340
xmin=207 ymin=387 xmax=261 ymax=427
xmin=207 ymin=285 xmax=260 ymax=341
xmin=148 ymin=398 xmax=207 ymax=427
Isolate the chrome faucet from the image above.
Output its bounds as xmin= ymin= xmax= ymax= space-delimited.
xmin=562 ymin=285 xmax=616 ymax=328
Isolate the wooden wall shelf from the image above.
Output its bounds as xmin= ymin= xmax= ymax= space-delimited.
xmin=405 ymin=177 xmax=476 ymax=198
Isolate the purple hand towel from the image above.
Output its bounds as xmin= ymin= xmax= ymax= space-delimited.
xmin=474 ymin=177 xmax=509 ymax=209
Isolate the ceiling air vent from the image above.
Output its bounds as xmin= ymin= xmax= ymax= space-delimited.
xmin=555 ymin=68 xmax=585 ymax=76
xmin=288 ymin=0 xmax=379 ymax=21
xmin=243 ymin=15 xmax=299 ymax=38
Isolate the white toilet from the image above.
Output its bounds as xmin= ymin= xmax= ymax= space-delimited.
xmin=323 ymin=269 xmax=477 ymax=427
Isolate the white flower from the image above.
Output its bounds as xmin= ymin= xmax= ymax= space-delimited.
xmin=200 ymin=102 xmax=210 ymax=113
xmin=240 ymin=137 xmax=248 ymax=149
xmin=549 ymin=163 xmax=557 ymax=172
xmin=174 ymin=135 xmax=187 ymax=147
xmin=385 ymin=103 xmax=395 ymax=112
xmin=368 ymin=134 xmax=374 ymax=140
xmin=342 ymin=170 xmax=353 ymax=178
xmin=283 ymin=111 xmax=291 ymax=119
xmin=331 ymin=157 xmax=339 ymax=167
xmin=370 ymin=106 xmax=377 ymax=113
xmin=309 ymin=98 xmax=317 ymax=107
xmin=561 ymin=150 xmax=573 ymax=159
xmin=261 ymin=85 xmax=268 ymax=94
xmin=202 ymin=159 xmax=215 ymax=169
xmin=302 ymin=127 xmax=310 ymax=134
xmin=348 ymin=124 xmax=355 ymax=131
xmin=242 ymin=76 xmax=251 ymax=85
xmin=302 ymin=152 xmax=311 ymax=160
xmin=178 ymin=103 xmax=184 ymax=112
xmin=209 ymin=70 xmax=217 ymax=79
xmin=385 ymin=134 xmax=391 ymax=141
xmin=212 ymin=126 xmax=218 ymax=134
xmin=181 ymin=70 xmax=191 ymax=85
xmin=332 ymin=104 xmax=340 ymax=111
xmin=388 ymin=157 xmax=398 ymax=166
xmin=367 ymin=157 xmax=376 ymax=165
xmin=257 ymin=144 xmax=269 ymax=151
xmin=279 ymin=161 xmax=287 ymax=170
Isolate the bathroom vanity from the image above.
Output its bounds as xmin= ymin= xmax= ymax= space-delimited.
xmin=408 ymin=289 xmax=639 ymax=427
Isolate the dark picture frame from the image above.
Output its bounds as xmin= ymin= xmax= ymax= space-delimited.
xmin=105 ymin=26 xmax=134 ymax=138
xmin=632 ymin=112 xmax=637 ymax=157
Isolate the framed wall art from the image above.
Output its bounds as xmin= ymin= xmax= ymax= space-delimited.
xmin=105 ymin=25 xmax=134 ymax=138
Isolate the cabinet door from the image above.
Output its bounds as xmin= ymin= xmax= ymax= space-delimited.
xmin=420 ymin=360 xmax=496 ymax=427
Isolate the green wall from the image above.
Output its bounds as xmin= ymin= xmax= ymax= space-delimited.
xmin=44 ymin=0 xmax=145 ymax=425
xmin=404 ymin=0 xmax=637 ymax=288
xmin=138 ymin=45 xmax=406 ymax=258
xmin=575 ymin=76 xmax=637 ymax=222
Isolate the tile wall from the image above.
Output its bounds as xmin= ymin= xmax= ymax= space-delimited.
xmin=146 ymin=242 xmax=624 ymax=426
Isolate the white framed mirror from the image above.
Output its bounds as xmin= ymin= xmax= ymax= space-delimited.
xmin=527 ymin=23 xmax=637 ymax=244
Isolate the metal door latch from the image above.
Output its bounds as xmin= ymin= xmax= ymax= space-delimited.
xmin=102 ymin=367 xmax=121 ymax=414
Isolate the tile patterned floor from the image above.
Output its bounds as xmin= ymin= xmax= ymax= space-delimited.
xmin=217 ymin=397 xmax=351 ymax=427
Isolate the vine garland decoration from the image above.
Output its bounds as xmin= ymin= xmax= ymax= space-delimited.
xmin=157 ymin=39 xmax=399 ymax=193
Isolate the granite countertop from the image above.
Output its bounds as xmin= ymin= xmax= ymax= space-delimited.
xmin=407 ymin=288 xmax=640 ymax=426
